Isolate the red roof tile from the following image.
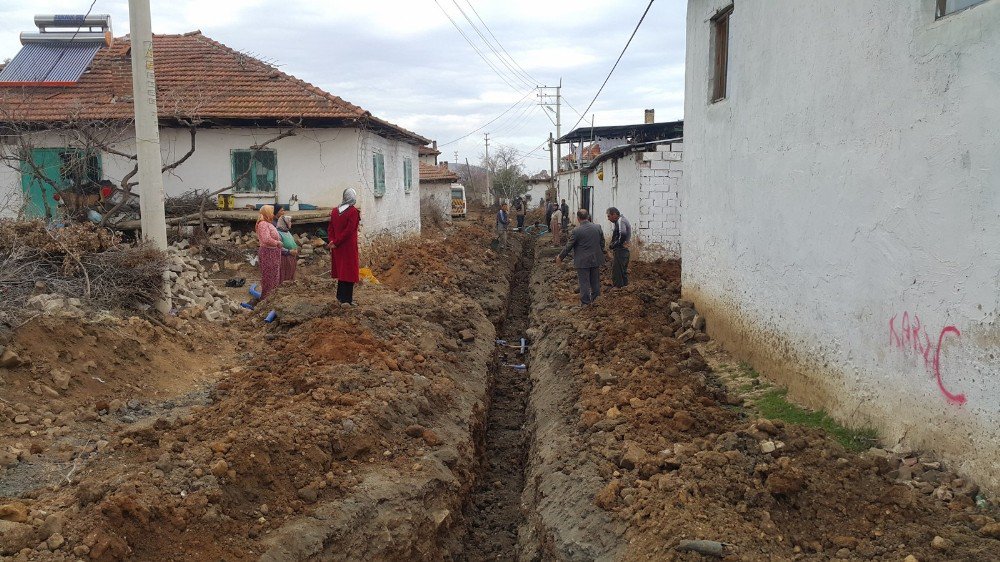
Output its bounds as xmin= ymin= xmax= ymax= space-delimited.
xmin=0 ymin=31 xmax=427 ymax=143
xmin=419 ymin=162 xmax=458 ymax=183
xmin=418 ymin=145 xmax=441 ymax=156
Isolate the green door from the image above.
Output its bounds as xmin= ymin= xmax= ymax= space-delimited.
xmin=20 ymin=148 xmax=101 ymax=219
xmin=20 ymin=149 xmax=65 ymax=219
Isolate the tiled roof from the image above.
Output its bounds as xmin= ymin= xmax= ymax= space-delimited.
xmin=0 ymin=31 xmax=427 ymax=143
xmin=418 ymin=145 xmax=441 ymax=156
xmin=419 ymin=162 xmax=459 ymax=183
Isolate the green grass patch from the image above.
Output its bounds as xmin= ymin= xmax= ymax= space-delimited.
xmin=738 ymin=362 xmax=760 ymax=379
xmin=754 ymin=389 xmax=877 ymax=452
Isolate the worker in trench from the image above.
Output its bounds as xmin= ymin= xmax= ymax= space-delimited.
xmin=495 ymin=203 xmax=510 ymax=249
xmin=328 ymin=188 xmax=361 ymax=305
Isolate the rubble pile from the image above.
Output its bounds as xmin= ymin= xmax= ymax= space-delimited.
xmin=668 ymin=299 xmax=709 ymax=343
xmin=204 ymin=225 xmax=329 ymax=262
xmin=166 ymin=241 xmax=239 ymax=322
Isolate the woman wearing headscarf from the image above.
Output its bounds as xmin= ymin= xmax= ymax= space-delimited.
xmin=255 ymin=204 xmax=283 ymax=299
xmin=327 ymin=188 xmax=361 ymax=305
xmin=276 ymin=214 xmax=299 ymax=283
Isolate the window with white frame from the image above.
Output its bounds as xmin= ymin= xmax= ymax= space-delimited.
xmin=232 ymin=149 xmax=277 ymax=192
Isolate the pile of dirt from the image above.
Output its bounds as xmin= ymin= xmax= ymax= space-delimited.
xmin=0 ymin=219 xmax=518 ymax=561
xmin=524 ymin=255 xmax=1000 ymax=561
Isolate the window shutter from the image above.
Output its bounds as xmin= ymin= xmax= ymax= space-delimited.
xmin=373 ymin=152 xmax=386 ymax=196
xmin=232 ymin=150 xmax=253 ymax=192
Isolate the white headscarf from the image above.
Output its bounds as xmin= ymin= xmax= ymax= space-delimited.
xmin=338 ymin=188 xmax=357 ymax=213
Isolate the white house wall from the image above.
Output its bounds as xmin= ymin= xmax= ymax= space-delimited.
xmin=684 ymin=0 xmax=1000 ymax=491
xmin=419 ymin=181 xmax=454 ymax=223
xmin=1 ymin=126 xmax=422 ymax=240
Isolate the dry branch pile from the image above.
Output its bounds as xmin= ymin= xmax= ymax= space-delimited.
xmin=0 ymin=220 xmax=167 ymax=323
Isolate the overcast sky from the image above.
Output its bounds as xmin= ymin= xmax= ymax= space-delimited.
xmin=0 ymin=0 xmax=686 ymax=174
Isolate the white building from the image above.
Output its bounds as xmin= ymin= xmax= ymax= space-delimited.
xmin=554 ymin=120 xmax=684 ymax=259
xmin=418 ymin=162 xmax=460 ymax=224
xmin=684 ymin=0 xmax=1000 ymax=491
xmin=0 ymin=29 xmax=427 ymax=239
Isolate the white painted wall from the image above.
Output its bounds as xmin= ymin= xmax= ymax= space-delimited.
xmin=0 ymin=126 xmax=422 ymax=239
xmin=419 ymin=181 xmax=455 ymax=224
xmin=524 ymin=181 xmax=550 ymax=209
xmin=589 ymin=142 xmax=683 ymax=260
xmin=684 ymin=0 xmax=1000 ymax=491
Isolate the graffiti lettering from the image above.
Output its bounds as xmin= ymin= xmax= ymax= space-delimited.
xmin=888 ymin=312 xmax=966 ymax=406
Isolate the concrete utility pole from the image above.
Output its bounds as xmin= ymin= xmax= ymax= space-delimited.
xmin=485 ymin=132 xmax=493 ymax=205
xmin=454 ymin=150 xmax=459 ymax=166
xmin=538 ymin=80 xmax=562 ymax=174
xmin=128 ymin=0 xmax=171 ymax=313
xmin=548 ymin=132 xmax=555 ymax=195
xmin=556 ymin=78 xmax=562 ymax=169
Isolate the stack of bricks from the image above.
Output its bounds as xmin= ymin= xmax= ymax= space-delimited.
xmin=638 ymin=141 xmax=683 ymax=259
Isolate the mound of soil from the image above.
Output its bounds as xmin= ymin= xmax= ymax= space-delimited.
xmin=524 ymin=254 xmax=1000 ymax=561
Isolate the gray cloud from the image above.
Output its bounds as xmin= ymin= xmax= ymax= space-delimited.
xmin=1 ymin=0 xmax=686 ymax=170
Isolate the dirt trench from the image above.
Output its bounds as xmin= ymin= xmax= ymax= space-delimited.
xmin=459 ymin=236 xmax=536 ymax=560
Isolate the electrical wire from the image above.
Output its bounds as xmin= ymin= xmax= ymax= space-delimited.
xmin=432 ymin=0 xmax=532 ymax=95
xmin=567 ymin=0 xmax=655 ymax=133
xmin=458 ymin=0 xmax=538 ymax=87
xmin=489 ymin=99 xmax=539 ymax=138
xmin=439 ymin=89 xmax=535 ymax=147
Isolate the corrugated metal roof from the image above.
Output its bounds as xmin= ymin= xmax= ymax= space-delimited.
xmin=0 ymin=42 xmax=101 ymax=85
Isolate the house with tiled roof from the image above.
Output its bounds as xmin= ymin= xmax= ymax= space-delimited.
xmin=418 ymin=161 xmax=462 ymax=222
xmin=418 ymin=143 xmax=441 ymax=166
xmin=0 ymin=16 xmax=428 ymax=239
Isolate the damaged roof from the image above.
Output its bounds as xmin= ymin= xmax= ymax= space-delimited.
xmin=0 ymin=31 xmax=428 ymax=144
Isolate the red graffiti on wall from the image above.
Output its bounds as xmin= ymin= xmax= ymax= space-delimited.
xmin=889 ymin=312 xmax=966 ymax=406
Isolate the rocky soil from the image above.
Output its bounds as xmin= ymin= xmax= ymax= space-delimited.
xmin=3 ymin=216 xmax=1000 ymax=562
xmin=521 ymin=251 xmax=1000 ymax=561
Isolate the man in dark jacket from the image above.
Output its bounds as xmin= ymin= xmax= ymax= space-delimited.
xmin=557 ymin=209 xmax=606 ymax=305
xmin=496 ymin=203 xmax=510 ymax=248
xmin=560 ymin=199 xmax=570 ymax=229
xmin=513 ymin=196 xmax=526 ymax=228
xmin=606 ymin=207 xmax=632 ymax=288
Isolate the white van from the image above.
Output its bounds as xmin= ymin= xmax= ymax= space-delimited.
xmin=451 ymin=185 xmax=467 ymax=218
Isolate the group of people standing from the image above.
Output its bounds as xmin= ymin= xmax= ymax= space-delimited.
xmin=254 ymin=204 xmax=300 ymax=300
xmin=494 ymin=194 xmax=633 ymax=306
xmin=255 ymin=188 xmax=361 ymax=305
xmin=556 ymin=206 xmax=632 ymax=306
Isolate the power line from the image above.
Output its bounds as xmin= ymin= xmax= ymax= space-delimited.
xmin=451 ymin=0 xmax=535 ymax=90
xmin=432 ymin=0 xmax=531 ymax=94
xmin=567 ymin=0 xmax=655 ymax=132
xmin=462 ymin=0 xmax=539 ymax=86
xmin=490 ymin=100 xmax=539 ymax=138
xmin=439 ymin=89 xmax=535 ymax=147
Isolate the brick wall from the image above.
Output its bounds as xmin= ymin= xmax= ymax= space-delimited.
xmin=638 ymin=141 xmax=683 ymax=259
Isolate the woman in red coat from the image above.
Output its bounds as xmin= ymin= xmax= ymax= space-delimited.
xmin=327 ymin=188 xmax=361 ymax=305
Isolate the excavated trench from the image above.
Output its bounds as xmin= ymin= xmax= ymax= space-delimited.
xmin=459 ymin=236 xmax=536 ymax=560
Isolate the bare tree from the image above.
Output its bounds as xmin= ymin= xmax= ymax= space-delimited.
xmin=480 ymin=144 xmax=528 ymax=203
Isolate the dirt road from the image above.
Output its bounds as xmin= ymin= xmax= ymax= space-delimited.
xmin=1 ymin=219 xmax=999 ymax=561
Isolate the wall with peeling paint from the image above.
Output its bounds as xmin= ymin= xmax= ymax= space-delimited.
xmin=683 ymin=0 xmax=1000 ymax=492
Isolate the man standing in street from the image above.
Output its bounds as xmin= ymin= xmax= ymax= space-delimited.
xmin=544 ymin=198 xmax=554 ymax=230
xmin=606 ymin=207 xmax=632 ymax=288
xmin=556 ymin=209 xmax=606 ymax=306
xmin=513 ymin=195 xmax=526 ymax=229
xmin=560 ymin=199 xmax=570 ymax=230
xmin=496 ymin=203 xmax=510 ymax=249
